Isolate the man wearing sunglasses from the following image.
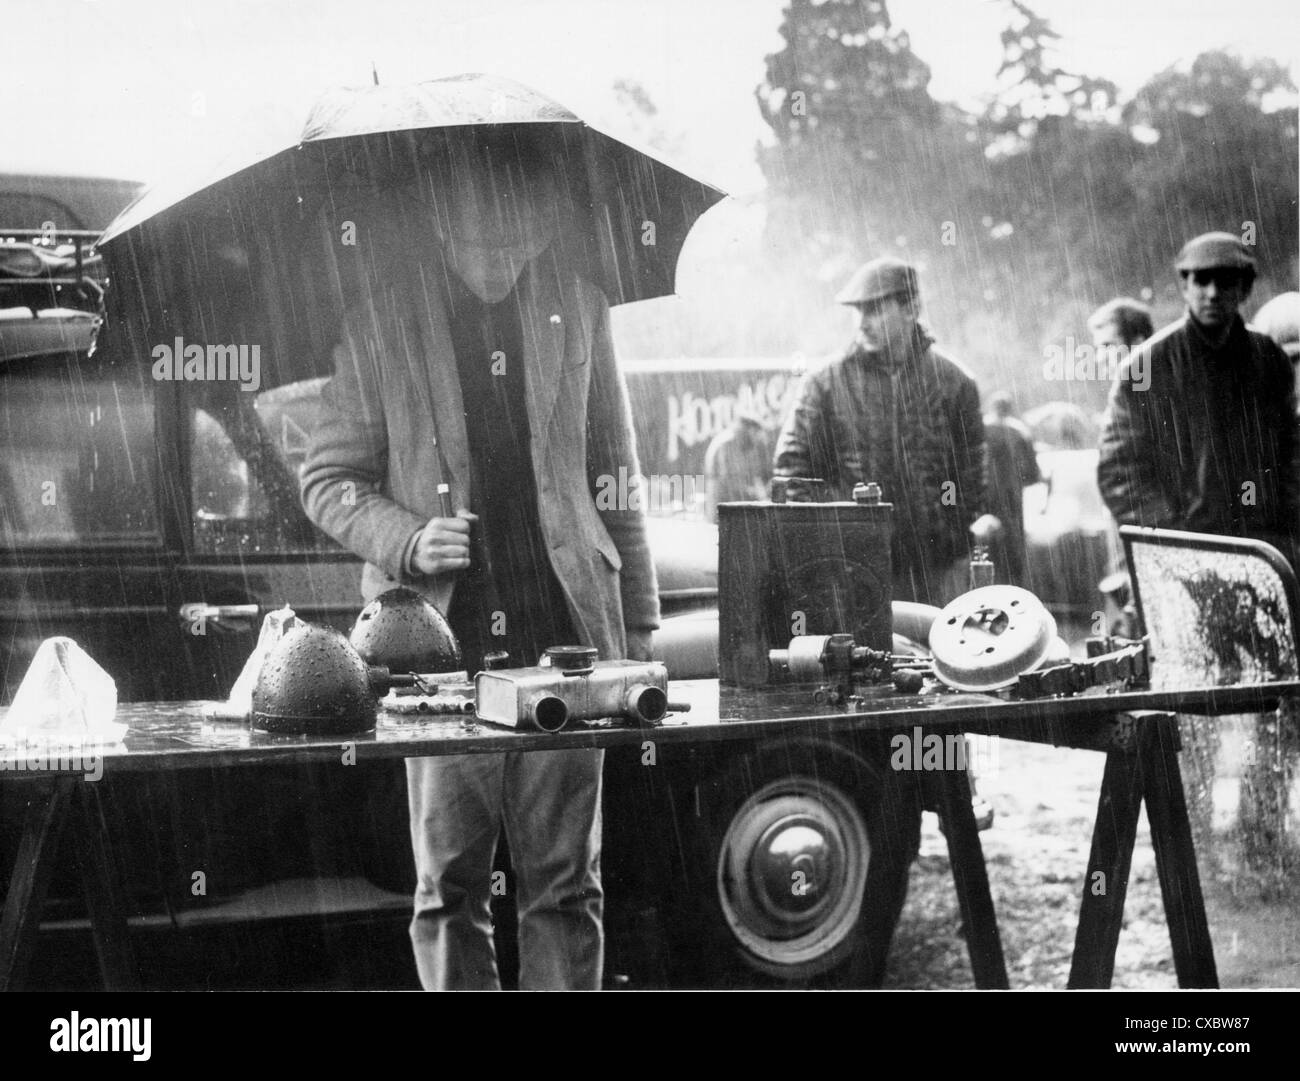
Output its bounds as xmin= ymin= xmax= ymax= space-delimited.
xmin=1098 ymin=231 xmax=1300 ymax=565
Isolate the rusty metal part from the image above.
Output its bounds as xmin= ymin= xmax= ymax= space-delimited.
xmin=382 ymin=693 xmax=476 ymax=715
xmin=1012 ymin=640 xmax=1150 ymax=699
xmin=252 ymin=623 xmax=380 ymax=734
xmin=719 ymin=486 xmax=893 ymax=686
xmin=475 ymin=651 xmax=674 ymax=732
xmin=929 ymin=585 xmax=1059 ymax=692
xmin=349 ymin=586 xmax=461 ymax=675
xmin=770 ymin=633 xmax=935 ymax=704
xmin=769 ymin=633 xmax=893 ymax=685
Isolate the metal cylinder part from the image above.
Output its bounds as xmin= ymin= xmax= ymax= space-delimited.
xmin=526 ymin=693 xmax=570 ymax=733
xmin=623 ymin=684 xmax=669 ymax=724
xmin=928 ymin=585 xmax=1059 ymax=692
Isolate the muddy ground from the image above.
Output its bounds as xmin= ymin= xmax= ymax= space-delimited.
xmin=883 ymin=727 xmax=1300 ymax=990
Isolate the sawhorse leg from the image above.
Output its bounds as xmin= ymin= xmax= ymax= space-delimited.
xmin=0 ymin=778 xmax=74 ymax=991
xmin=1143 ymin=714 xmax=1217 ymax=987
xmin=0 ymin=777 xmax=139 ymax=991
xmin=1068 ymin=711 xmax=1216 ymax=988
xmin=72 ymin=784 xmax=141 ymax=989
xmin=932 ymin=765 xmax=1010 ymax=989
xmin=845 ymin=744 xmax=1009 ymax=989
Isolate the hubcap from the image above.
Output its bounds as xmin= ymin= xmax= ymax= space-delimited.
xmin=716 ymin=777 xmax=870 ymax=974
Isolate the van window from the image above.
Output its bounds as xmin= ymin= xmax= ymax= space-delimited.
xmin=189 ymin=377 xmax=339 ymax=555
xmin=0 ymin=352 xmax=158 ymax=545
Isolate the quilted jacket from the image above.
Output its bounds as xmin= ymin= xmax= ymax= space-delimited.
xmin=774 ymin=326 xmax=986 ymax=574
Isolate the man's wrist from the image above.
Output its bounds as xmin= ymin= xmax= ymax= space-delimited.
xmin=402 ymin=528 xmax=423 ymax=577
xmin=624 ymin=627 xmax=655 ymax=662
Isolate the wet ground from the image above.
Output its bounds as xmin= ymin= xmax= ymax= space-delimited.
xmin=886 ymin=734 xmax=1300 ymax=989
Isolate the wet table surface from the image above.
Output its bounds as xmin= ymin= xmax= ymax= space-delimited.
xmin=2 ymin=674 xmax=1296 ymax=774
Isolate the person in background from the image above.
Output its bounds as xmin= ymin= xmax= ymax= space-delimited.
xmin=1087 ymin=296 xmax=1154 ymax=357
xmin=774 ymin=256 xmax=986 ymax=606
xmin=702 ymin=405 xmax=774 ymax=520
xmin=1087 ymin=296 xmax=1155 ymax=630
xmin=1098 ymin=232 xmax=1300 ymax=859
xmin=1253 ymin=291 xmax=1300 ymax=412
xmin=773 ymin=256 xmax=992 ymax=936
xmin=982 ymin=391 xmax=1041 ymax=585
xmin=1098 ymin=233 xmax=1298 ymax=562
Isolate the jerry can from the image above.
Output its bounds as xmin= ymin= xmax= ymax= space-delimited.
xmin=718 ymin=478 xmax=894 ymax=685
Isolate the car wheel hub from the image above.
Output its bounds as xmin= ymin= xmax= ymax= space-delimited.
xmin=717 ymin=779 xmax=870 ymax=973
xmin=752 ymin=818 xmax=833 ymax=921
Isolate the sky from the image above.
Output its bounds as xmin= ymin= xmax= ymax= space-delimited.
xmin=7 ymin=0 xmax=1297 ymax=195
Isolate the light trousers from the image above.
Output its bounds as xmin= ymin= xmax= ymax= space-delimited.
xmin=405 ymin=748 xmax=604 ymax=990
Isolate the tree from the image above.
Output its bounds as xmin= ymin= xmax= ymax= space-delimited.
xmin=755 ymin=0 xmax=958 ymax=257
xmin=1124 ymin=51 xmax=1298 ymax=290
xmin=984 ymin=0 xmax=1118 ymax=151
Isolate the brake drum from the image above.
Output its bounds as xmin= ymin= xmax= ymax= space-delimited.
xmin=928 ymin=585 xmax=1064 ymax=692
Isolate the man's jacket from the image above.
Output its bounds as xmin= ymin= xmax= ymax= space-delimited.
xmin=1097 ymin=313 xmax=1300 ymax=557
xmin=773 ymin=328 xmax=985 ymax=573
xmin=299 ymin=194 xmax=659 ymax=659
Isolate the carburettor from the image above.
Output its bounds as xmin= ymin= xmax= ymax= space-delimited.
xmin=768 ymin=632 xmax=930 ymax=702
xmin=473 ymin=646 xmax=678 ymax=732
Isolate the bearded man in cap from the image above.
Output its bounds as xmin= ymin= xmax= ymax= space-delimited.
xmin=774 ymin=257 xmax=986 ymax=604
xmin=1098 ymin=232 xmax=1300 ymax=563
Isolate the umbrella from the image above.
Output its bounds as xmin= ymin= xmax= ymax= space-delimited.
xmin=99 ymin=73 xmax=726 ymax=328
xmin=92 ymin=73 xmax=726 ymax=544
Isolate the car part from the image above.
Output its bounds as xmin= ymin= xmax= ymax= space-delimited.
xmin=474 ymin=646 xmax=685 ymax=732
xmin=928 ymin=585 xmax=1062 ymax=692
xmin=349 ymin=586 xmax=461 ymax=675
xmin=252 ymin=622 xmax=415 ymax=735
xmin=668 ymin=740 xmax=913 ymax=986
xmin=1012 ymin=639 xmax=1150 ymax=698
xmin=719 ymin=478 xmax=893 ymax=686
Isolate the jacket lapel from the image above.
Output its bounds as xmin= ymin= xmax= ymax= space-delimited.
xmin=518 ymin=251 xmax=569 ymax=474
xmin=399 ymin=243 xmax=571 ymax=512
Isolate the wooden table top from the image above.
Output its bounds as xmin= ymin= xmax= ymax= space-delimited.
xmin=2 ymin=674 xmax=1296 ymax=776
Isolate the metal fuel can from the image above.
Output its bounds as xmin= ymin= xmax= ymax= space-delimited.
xmin=718 ymin=479 xmax=894 ymax=685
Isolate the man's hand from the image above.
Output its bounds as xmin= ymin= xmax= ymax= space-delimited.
xmin=969 ymin=513 xmax=1002 ymax=543
xmin=410 ymin=511 xmax=478 ymax=576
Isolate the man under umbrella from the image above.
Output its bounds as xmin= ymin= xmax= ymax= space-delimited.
xmin=300 ymin=126 xmax=660 ymax=990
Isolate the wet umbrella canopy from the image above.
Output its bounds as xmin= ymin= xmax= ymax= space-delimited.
xmin=97 ymin=73 xmax=727 ymax=393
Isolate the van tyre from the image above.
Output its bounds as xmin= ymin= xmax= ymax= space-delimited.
xmin=673 ymin=740 xmax=922 ymax=988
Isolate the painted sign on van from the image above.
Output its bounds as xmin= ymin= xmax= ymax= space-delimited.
xmin=621 ymin=359 xmax=803 ymax=479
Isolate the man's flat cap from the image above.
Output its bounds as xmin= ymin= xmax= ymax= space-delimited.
xmin=836 ymin=257 xmax=919 ymax=306
xmin=1174 ymin=232 xmax=1256 ymax=272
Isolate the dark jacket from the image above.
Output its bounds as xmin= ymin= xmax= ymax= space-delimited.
xmin=1098 ymin=312 xmax=1300 ymax=559
xmin=773 ymin=327 xmax=985 ymax=573
xmin=299 ymin=192 xmax=660 ymax=659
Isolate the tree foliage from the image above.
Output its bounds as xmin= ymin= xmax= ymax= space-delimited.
xmin=750 ymin=0 xmax=1298 ymax=412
